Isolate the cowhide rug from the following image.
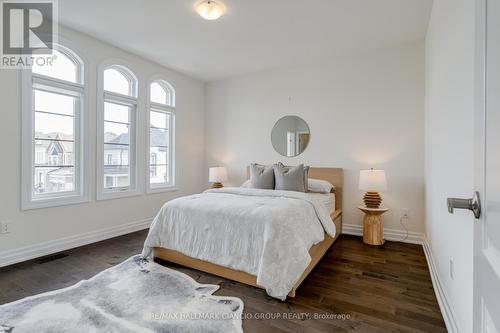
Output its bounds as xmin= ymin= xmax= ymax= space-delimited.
xmin=0 ymin=255 xmax=244 ymax=333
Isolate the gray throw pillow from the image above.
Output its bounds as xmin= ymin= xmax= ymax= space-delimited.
xmin=249 ymin=163 xmax=275 ymax=189
xmin=276 ymin=162 xmax=309 ymax=190
xmin=273 ymin=163 xmax=309 ymax=192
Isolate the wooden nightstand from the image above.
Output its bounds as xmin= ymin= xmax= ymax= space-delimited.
xmin=358 ymin=206 xmax=389 ymax=246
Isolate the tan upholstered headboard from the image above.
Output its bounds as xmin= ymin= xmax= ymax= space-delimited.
xmin=245 ymin=166 xmax=343 ymax=211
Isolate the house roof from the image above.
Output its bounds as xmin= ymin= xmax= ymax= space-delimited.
xmin=107 ymin=131 xmax=168 ymax=148
xmin=35 ymin=132 xmax=73 ymax=152
xmin=35 ymin=130 xmax=168 ymax=154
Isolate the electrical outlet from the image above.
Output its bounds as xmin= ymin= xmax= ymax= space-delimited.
xmin=402 ymin=208 xmax=410 ymax=219
xmin=449 ymin=258 xmax=454 ymax=280
xmin=0 ymin=220 xmax=11 ymax=234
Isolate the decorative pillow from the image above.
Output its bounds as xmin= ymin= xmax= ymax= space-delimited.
xmin=308 ymin=178 xmax=335 ymax=193
xmin=249 ymin=163 xmax=275 ymax=189
xmin=273 ymin=163 xmax=308 ymax=192
xmin=275 ymin=162 xmax=309 ymax=191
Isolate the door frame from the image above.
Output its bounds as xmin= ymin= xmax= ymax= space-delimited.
xmin=474 ymin=0 xmax=491 ymax=331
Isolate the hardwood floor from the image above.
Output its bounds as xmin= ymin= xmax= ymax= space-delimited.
xmin=0 ymin=231 xmax=446 ymax=332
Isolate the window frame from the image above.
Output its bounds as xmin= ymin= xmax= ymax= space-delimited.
xmin=21 ymin=43 xmax=89 ymax=210
xmin=96 ymin=61 xmax=143 ymax=200
xmin=146 ymin=77 xmax=176 ymax=193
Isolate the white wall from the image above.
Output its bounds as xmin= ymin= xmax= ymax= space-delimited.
xmin=425 ymin=0 xmax=475 ymax=332
xmin=0 ymin=27 xmax=205 ymax=257
xmin=205 ymin=41 xmax=425 ymax=235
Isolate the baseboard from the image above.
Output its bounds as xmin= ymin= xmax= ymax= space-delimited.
xmin=0 ymin=218 xmax=152 ymax=268
xmin=422 ymin=239 xmax=460 ymax=333
xmin=341 ymin=223 xmax=425 ymax=244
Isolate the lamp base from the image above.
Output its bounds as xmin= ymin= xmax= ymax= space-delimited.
xmin=363 ymin=191 xmax=382 ymax=208
xmin=212 ymin=182 xmax=223 ymax=189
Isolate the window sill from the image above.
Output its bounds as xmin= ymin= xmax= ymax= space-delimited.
xmin=22 ymin=194 xmax=90 ymax=210
xmin=146 ymin=186 xmax=178 ymax=194
xmin=96 ymin=188 xmax=143 ymax=201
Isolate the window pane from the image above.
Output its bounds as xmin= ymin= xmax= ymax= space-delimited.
xmin=104 ymin=68 xmax=131 ymax=96
xmin=35 ymin=112 xmax=74 ymax=139
xmin=104 ymin=166 xmax=130 ymax=188
xmin=150 ymin=111 xmax=168 ymax=129
xmin=35 ymin=139 xmax=74 ymax=166
xmin=34 ymin=166 xmax=75 ymax=194
xmin=150 ymin=127 xmax=168 ymax=147
xmin=104 ymin=102 xmax=129 ymax=123
xmin=104 ymin=122 xmax=129 ymax=143
xmin=150 ymin=148 xmax=167 ymax=165
xmin=32 ymin=50 xmax=78 ymax=83
xmin=150 ymin=165 xmax=168 ymax=184
xmin=151 ymin=82 xmax=168 ymax=105
xmin=104 ymin=144 xmax=129 ymax=166
xmin=34 ymin=90 xmax=75 ymax=116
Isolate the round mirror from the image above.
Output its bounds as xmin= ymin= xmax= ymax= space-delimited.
xmin=271 ymin=116 xmax=310 ymax=157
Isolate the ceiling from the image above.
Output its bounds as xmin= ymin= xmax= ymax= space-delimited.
xmin=59 ymin=0 xmax=433 ymax=82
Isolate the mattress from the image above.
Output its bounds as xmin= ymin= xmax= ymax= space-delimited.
xmin=308 ymin=192 xmax=336 ymax=215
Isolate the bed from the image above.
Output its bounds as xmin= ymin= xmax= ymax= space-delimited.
xmin=143 ymin=167 xmax=343 ymax=300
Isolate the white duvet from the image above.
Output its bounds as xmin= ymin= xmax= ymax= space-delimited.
xmin=141 ymin=187 xmax=335 ymax=300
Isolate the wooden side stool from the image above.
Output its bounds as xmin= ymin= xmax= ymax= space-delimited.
xmin=358 ymin=206 xmax=389 ymax=246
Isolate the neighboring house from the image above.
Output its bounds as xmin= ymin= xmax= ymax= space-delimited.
xmin=34 ymin=130 xmax=169 ymax=193
xmin=104 ymin=130 xmax=168 ymax=189
xmin=104 ymin=132 xmax=130 ymax=189
xmin=148 ymin=128 xmax=169 ymax=185
xmin=34 ymin=132 xmax=74 ymax=194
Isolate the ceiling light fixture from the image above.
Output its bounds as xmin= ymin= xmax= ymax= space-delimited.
xmin=196 ymin=0 xmax=225 ymax=20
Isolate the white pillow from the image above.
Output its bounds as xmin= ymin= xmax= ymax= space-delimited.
xmin=308 ymin=178 xmax=334 ymax=193
xmin=241 ymin=180 xmax=251 ymax=188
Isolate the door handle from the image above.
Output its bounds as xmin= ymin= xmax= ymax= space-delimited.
xmin=447 ymin=191 xmax=481 ymax=219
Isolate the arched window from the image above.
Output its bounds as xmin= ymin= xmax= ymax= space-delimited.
xmin=104 ymin=67 xmax=137 ymax=97
xmin=32 ymin=49 xmax=82 ymax=83
xmin=98 ymin=64 xmax=139 ymax=199
xmin=150 ymin=81 xmax=174 ymax=106
xmin=22 ymin=45 xmax=87 ymax=209
xmin=148 ymin=79 xmax=175 ymax=190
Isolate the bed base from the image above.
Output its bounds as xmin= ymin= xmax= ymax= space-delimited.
xmin=154 ymin=209 xmax=342 ymax=298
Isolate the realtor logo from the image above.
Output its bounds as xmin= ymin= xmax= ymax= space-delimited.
xmin=1 ymin=0 xmax=57 ymax=68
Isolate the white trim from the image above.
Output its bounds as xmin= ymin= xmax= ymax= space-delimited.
xmin=0 ymin=218 xmax=152 ymax=268
xmin=146 ymin=75 xmax=176 ymax=193
xmin=147 ymin=186 xmax=179 ymax=194
xmin=422 ymin=239 xmax=460 ymax=333
xmin=21 ymin=43 xmax=90 ymax=210
xmin=21 ymin=193 xmax=90 ymax=210
xmin=32 ymin=75 xmax=84 ymax=94
xmin=150 ymin=102 xmax=175 ymax=111
xmin=98 ymin=187 xmax=143 ymax=201
xmin=96 ymin=59 xmax=144 ymax=201
xmin=341 ymin=223 xmax=425 ymax=244
xmin=103 ymin=91 xmax=138 ymax=105
xmin=474 ymin=1 xmax=489 ymax=332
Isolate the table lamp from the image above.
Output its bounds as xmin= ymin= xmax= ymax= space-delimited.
xmin=359 ymin=169 xmax=387 ymax=208
xmin=209 ymin=166 xmax=227 ymax=188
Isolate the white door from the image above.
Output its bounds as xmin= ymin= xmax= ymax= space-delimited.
xmin=473 ymin=1 xmax=500 ymax=331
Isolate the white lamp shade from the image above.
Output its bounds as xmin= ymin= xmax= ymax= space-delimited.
xmin=209 ymin=167 xmax=228 ymax=182
xmin=196 ymin=0 xmax=225 ymax=20
xmin=359 ymin=169 xmax=387 ymax=191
